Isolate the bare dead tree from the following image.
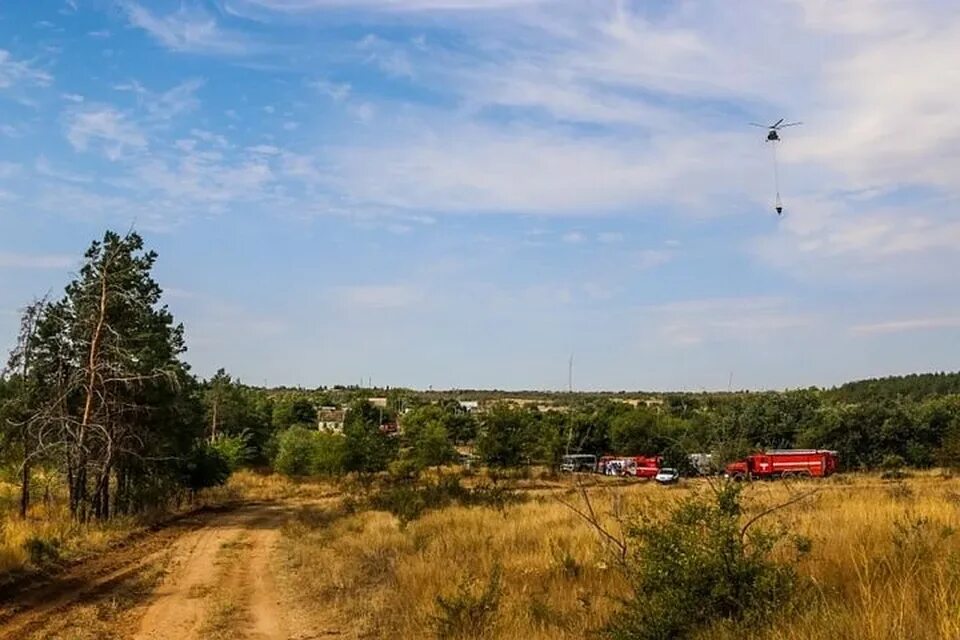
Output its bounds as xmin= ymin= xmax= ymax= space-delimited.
xmin=555 ymin=475 xmax=630 ymax=565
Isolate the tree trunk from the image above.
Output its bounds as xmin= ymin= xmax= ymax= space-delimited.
xmin=72 ymin=466 xmax=88 ymax=522
xmin=211 ymin=397 xmax=219 ymax=441
xmin=74 ymin=252 xmax=111 ymax=521
xmin=19 ymin=434 xmax=30 ymax=519
xmin=93 ymin=449 xmax=112 ymax=520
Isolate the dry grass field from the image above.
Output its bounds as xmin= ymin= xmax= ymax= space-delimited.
xmin=0 ymin=476 xmax=139 ymax=579
xmin=2 ymin=470 xmax=960 ymax=639
xmin=277 ymin=471 xmax=960 ymax=640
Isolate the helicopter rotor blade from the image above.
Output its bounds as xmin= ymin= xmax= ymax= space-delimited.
xmin=779 ymin=121 xmax=803 ymax=128
xmin=772 ymin=118 xmax=785 ymax=128
xmin=748 ymin=123 xmax=768 ymax=128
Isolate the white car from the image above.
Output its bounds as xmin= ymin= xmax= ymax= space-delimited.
xmin=654 ymin=468 xmax=680 ymax=485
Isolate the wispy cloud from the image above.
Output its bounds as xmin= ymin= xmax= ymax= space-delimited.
xmin=339 ymin=284 xmax=424 ymax=310
xmin=754 ymin=195 xmax=960 ymax=282
xmin=115 ymin=77 xmax=206 ymax=121
xmin=124 ymin=2 xmax=257 ymax=55
xmin=851 ymin=317 xmax=960 ymax=336
xmin=64 ymin=105 xmax=148 ymax=160
xmin=0 ymin=251 xmax=74 ymax=270
xmin=650 ymin=297 xmax=814 ymax=347
xmin=35 ymin=155 xmax=93 ymax=183
xmin=0 ymin=162 xmax=21 ymax=179
xmin=225 ymin=0 xmax=550 ymax=15
xmin=0 ymin=49 xmax=53 ymax=88
xmin=358 ymin=34 xmax=415 ymax=78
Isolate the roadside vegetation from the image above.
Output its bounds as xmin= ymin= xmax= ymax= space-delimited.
xmin=277 ymin=471 xmax=960 ymax=640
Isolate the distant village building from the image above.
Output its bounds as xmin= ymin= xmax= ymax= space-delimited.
xmin=613 ymin=398 xmax=665 ymax=409
xmin=458 ymin=400 xmax=480 ymax=413
xmin=317 ymin=406 xmax=346 ymax=433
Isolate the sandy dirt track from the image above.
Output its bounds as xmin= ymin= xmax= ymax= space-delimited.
xmin=0 ymin=501 xmax=325 ymax=640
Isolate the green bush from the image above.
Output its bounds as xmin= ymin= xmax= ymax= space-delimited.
xmin=433 ymin=563 xmax=502 ymax=639
xmin=880 ymin=454 xmax=910 ymax=480
xmin=182 ymin=443 xmax=231 ymax=492
xmin=607 ymin=482 xmax=798 ymax=640
xmin=210 ymin=431 xmax=254 ymax=471
xmin=24 ymin=535 xmax=61 ymax=566
xmin=371 ymin=475 xmax=521 ymax=525
xmin=273 ymin=426 xmax=346 ymax=476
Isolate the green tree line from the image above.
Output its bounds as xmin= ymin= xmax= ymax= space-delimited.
xmin=5 ymin=231 xmax=960 ymax=518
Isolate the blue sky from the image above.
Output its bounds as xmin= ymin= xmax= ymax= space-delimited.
xmin=1 ymin=0 xmax=959 ymax=391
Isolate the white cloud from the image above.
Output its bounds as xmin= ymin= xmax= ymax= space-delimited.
xmin=0 ymin=252 xmax=74 ymax=270
xmin=226 ymin=0 xmax=550 ymax=15
xmin=152 ymin=78 xmax=206 ymax=120
xmin=0 ymin=50 xmax=53 ymax=89
xmin=788 ymin=9 xmax=960 ymax=195
xmin=358 ymin=34 xmax=414 ymax=78
xmin=65 ymin=106 xmax=148 ymax=160
xmin=247 ymin=144 xmax=281 ymax=155
xmin=339 ymin=284 xmax=424 ymax=309
xmin=634 ymin=249 xmax=673 ymax=270
xmin=597 ymin=232 xmax=623 ymax=244
xmin=851 ymin=317 xmax=960 ymax=336
xmin=649 ymin=297 xmax=813 ymax=347
xmin=754 ymin=194 xmax=960 ymax=282
xmin=326 ymin=121 xmax=754 ymax=216
xmin=0 ymin=162 xmax=21 ymax=179
xmin=123 ymin=154 xmax=274 ymax=208
xmin=124 ymin=3 xmax=256 ymax=55
xmin=35 ymin=155 xmax=93 ymax=184
xmin=190 ymin=128 xmax=229 ymax=147
xmin=114 ymin=77 xmax=205 ymax=121
xmin=309 ymin=79 xmax=352 ymax=102
xmin=32 ymin=184 xmax=187 ymax=231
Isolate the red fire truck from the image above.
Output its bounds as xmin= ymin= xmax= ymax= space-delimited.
xmin=725 ymin=449 xmax=838 ymax=480
xmin=598 ymin=455 xmax=662 ymax=478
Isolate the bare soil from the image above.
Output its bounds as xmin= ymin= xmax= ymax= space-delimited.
xmin=0 ymin=501 xmax=327 ymax=640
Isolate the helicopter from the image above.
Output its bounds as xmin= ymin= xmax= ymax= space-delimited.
xmin=749 ymin=118 xmax=802 ymax=142
xmin=749 ymin=118 xmax=802 ymax=215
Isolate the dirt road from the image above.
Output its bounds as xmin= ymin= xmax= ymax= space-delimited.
xmin=0 ymin=501 xmax=323 ymax=640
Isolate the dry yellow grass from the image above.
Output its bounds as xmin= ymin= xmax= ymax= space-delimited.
xmin=0 ymin=470 xmax=288 ymax=579
xmin=0 ymin=478 xmax=140 ymax=578
xmin=277 ymin=472 xmax=960 ymax=640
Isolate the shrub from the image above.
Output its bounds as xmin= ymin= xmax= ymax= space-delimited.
xmin=607 ymin=482 xmax=798 ymax=640
xmin=433 ymin=563 xmax=502 ymax=639
xmin=274 ymin=427 xmax=316 ymax=476
xmin=182 ymin=443 xmax=231 ymax=492
xmin=23 ymin=535 xmax=60 ymax=566
xmin=210 ymin=431 xmax=254 ymax=471
xmin=880 ymin=454 xmax=910 ymax=480
xmin=311 ymin=431 xmax=347 ymax=476
xmin=370 ymin=475 xmax=521 ymax=525
xmin=273 ymin=427 xmax=346 ymax=477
